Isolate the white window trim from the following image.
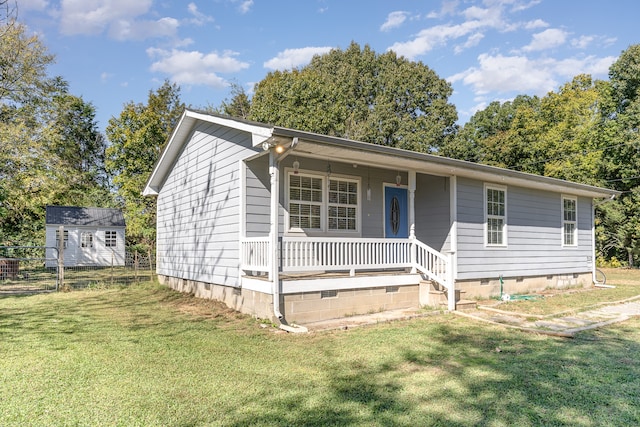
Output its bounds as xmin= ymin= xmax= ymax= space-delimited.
xmin=285 ymin=168 xmax=361 ymax=235
xmin=55 ymin=229 xmax=69 ymax=249
xmin=484 ymin=183 xmax=507 ymax=248
xmin=81 ymin=231 xmax=94 ymax=249
xmin=105 ymin=230 xmax=118 ymax=248
xmin=562 ymin=195 xmax=578 ymax=247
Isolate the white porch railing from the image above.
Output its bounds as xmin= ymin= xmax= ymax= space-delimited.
xmin=282 ymin=237 xmax=413 ymax=273
xmin=240 ymin=236 xmax=452 ymax=292
xmin=240 ymin=236 xmax=270 ymax=272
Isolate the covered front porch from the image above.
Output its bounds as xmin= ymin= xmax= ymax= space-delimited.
xmin=238 ymin=133 xmax=459 ymax=322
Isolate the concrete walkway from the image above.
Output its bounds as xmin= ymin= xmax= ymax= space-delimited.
xmin=456 ymin=300 xmax=640 ymax=337
xmin=302 ymin=299 xmax=640 ymax=336
xmin=303 ymin=307 xmax=441 ymax=332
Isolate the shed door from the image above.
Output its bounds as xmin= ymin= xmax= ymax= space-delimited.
xmin=384 ymin=186 xmax=408 ymax=238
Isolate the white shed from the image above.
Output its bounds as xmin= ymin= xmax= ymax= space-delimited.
xmin=45 ymin=206 xmax=126 ymax=267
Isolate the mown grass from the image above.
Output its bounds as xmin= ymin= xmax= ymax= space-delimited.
xmin=483 ymin=268 xmax=640 ymax=316
xmin=1 ymin=278 xmax=640 ymax=426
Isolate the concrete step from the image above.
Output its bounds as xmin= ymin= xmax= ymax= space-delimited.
xmin=455 ymin=299 xmax=477 ymax=311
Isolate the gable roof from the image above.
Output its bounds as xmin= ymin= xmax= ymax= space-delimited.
xmin=144 ymin=109 xmax=621 ymax=199
xmin=45 ymin=206 xmax=125 ymax=227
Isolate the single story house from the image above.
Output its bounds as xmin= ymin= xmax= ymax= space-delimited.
xmin=45 ymin=206 xmax=126 ymax=267
xmin=143 ymin=109 xmax=620 ymax=325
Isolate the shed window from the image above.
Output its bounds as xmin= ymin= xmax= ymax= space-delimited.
xmin=485 ymin=185 xmax=506 ymax=246
xmin=105 ymin=230 xmax=117 ymax=247
xmin=81 ymin=232 xmax=93 ymax=248
xmin=55 ymin=230 xmax=69 ymax=249
xmin=562 ymin=197 xmax=577 ymax=246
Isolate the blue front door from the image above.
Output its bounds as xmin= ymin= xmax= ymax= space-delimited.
xmin=384 ymin=186 xmax=408 ymax=238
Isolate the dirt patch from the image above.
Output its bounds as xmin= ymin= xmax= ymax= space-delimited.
xmin=159 ymin=291 xmax=251 ymax=325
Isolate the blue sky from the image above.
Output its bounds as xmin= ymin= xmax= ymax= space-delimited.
xmin=19 ymin=0 xmax=639 ymax=132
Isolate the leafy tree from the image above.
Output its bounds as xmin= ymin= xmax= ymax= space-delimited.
xmin=217 ymin=81 xmax=251 ymax=119
xmin=0 ymin=15 xmax=110 ymax=245
xmin=250 ymin=42 xmax=458 ymax=152
xmin=444 ymin=95 xmax=541 ymax=165
xmin=0 ymin=21 xmax=54 ymax=105
xmin=528 ymin=75 xmax=606 ymax=185
xmin=596 ymin=45 xmax=640 ymax=266
xmin=106 ymin=81 xmax=184 ymax=251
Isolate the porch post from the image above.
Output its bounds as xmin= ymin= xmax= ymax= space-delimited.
xmin=408 ymin=170 xmax=417 ymax=273
xmin=268 ymin=151 xmax=279 ymax=283
xmin=408 ymin=170 xmax=416 ymax=239
xmin=269 ymin=149 xmax=284 ymax=322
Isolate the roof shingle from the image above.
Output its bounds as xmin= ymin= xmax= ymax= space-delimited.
xmin=45 ymin=206 xmax=125 ymax=227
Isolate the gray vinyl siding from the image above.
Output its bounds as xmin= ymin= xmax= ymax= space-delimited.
xmin=456 ymin=177 xmax=593 ymax=280
xmin=245 ymin=156 xmax=271 ymax=237
xmin=415 ymin=174 xmax=451 ymax=252
xmin=275 ymin=157 xmax=407 ymax=238
xmin=156 ymin=122 xmax=259 ymax=286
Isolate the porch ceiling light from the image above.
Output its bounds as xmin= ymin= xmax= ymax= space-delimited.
xmin=293 ymin=158 xmax=300 ymax=174
xmin=396 ymin=172 xmax=402 ymax=186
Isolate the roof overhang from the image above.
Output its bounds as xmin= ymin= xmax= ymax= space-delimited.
xmin=143 ymin=110 xmax=620 ymax=200
xmin=270 ymin=127 xmax=620 ymax=200
xmin=143 ymin=110 xmax=274 ymax=196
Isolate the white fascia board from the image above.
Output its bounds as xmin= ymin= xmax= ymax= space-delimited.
xmin=142 ymin=110 xmax=274 ymax=196
xmin=186 ymin=110 xmax=274 ymax=144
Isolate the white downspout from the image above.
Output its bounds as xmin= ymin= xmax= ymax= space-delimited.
xmin=448 ymin=175 xmax=458 ymax=311
xmin=268 ymin=149 xmax=284 ymax=322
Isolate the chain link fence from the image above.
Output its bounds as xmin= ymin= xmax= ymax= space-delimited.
xmin=0 ymin=246 xmax=155 ymax=293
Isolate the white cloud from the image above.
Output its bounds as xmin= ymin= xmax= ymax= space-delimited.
xmin=522 ymin=28 xmax=568 ymax=52
xmin=427 ymin=0 xmax=459 ymax=19
xmin=524 ymin=19 xmax=548 ymax=30
xmin=59 ymin=0 xmax=152 ymax=35
xmin=455 ymin=32 xmax=484 ymax=54
xmin=553 ymin=55 xmax=617 ymax=77
xmin=388 ymin=1 xmax=524 ymax=59
xmin=263 ymin=47 xmax=333 ymax=70
xmin=380 ymin=11 xmax=409 ymax=32
xmin=18 ymin=0 xmax=49 ymax=11
xmin=187 ymin=2 xmax=214 ymax=26
xmin=449 ymin=52 xmax=617 ymax=98
xmin=389 ymin=20 xmax=485 ymax=59
xmin=238 ymin=0 xmax=253 ymax=14
xmin=147 ymin=48 xmax=250 ymax=87
xmin=100 ymin=71 xmax=112 ymax=83
xmin=109 ymin=17 xmax=179 ymax=41
xmin=58 ymin=0 xmax=179 ymax=41
xmin=449 ymin=53 xmax=558 ymax=95
xmin=509 ymin=0 xmax=542 ymax=13
xmin=571 ymin=35 xmax=594 ymax=49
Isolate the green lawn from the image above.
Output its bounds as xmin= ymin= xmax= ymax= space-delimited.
xmin=1 ymin=277 xmax=640 ymax=426
xmin=480 ymin=268 xmax=640 ymax=316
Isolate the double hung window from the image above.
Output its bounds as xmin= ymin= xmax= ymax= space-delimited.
xmin=562 ymin=197 xmax=577 ymax=246
xmin=485 ymin=185 xmax=506 ymax=246
xmin=288 ymin=172 xmax=359 ymax=233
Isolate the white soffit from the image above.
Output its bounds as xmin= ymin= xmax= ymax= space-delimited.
xmin=288 ymin=138 xmax=618 ymax=199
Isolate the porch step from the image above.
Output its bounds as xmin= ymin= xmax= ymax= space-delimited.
xmin=456 ymin=299 xmax=477 ymax=311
